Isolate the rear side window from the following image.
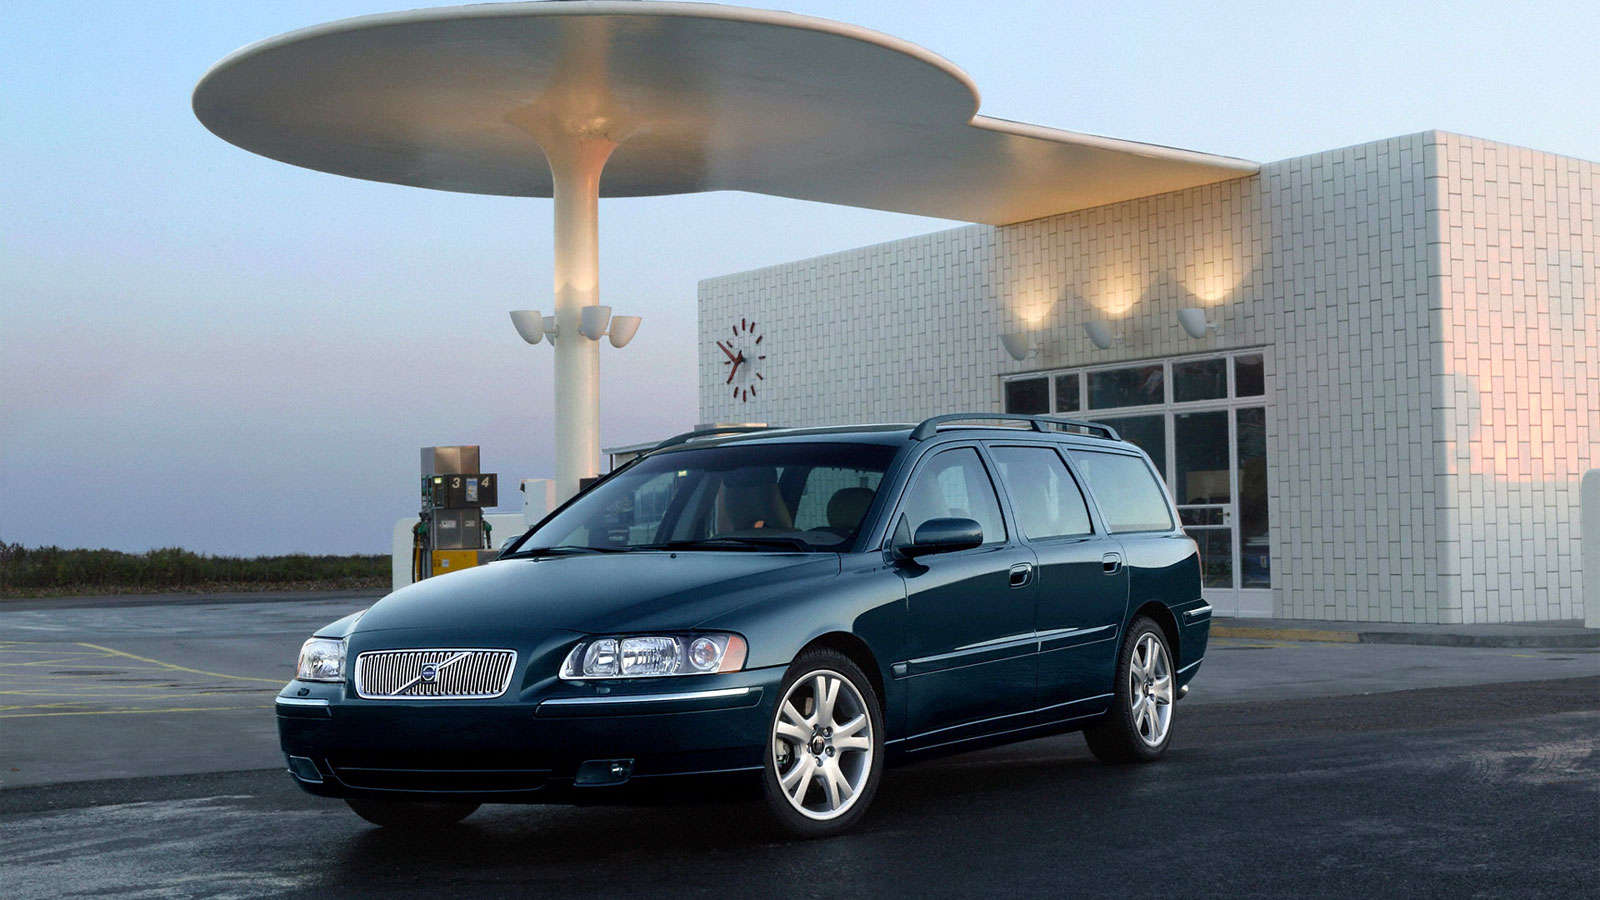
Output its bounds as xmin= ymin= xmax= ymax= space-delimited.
xmin=988 ymin=446 xmax=1093 ymax=540
xmin=1068 ymin=450 xmax=1175 ymax=533
xmin=899 ymin=448 xmax=1006 ymax=545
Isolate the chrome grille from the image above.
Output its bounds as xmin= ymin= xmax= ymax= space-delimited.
xmin=354 ymin=649 xmax=516 ymax=699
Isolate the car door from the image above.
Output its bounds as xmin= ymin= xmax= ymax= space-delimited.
xmin=892 ymin=445 xmax=1038 ymax=746
xmin=987 ymin=444 xmax=1128 ymax=722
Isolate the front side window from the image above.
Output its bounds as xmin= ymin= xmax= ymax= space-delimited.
xmin=510 ymin=442 xmax=897 ymax=552
xmin=988 ymin=446 xmax=1093 ymax=540
xmin=1068 ymin=450 xmax=1175 ymax=533
xmin=899 ymin=448 xmax=1006 ymax=545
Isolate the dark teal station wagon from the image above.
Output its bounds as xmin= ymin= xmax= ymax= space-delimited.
xmin=279 ymin=414 xmax=1211 ymax=836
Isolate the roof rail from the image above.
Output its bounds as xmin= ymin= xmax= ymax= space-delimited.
xmin=652 ymin=424 xmax=779 ymax=451
xmin=909 ymin=413 xmax=1121 ymax=442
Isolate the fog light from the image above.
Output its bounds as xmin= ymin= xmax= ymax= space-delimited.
xmin=286 ymin=755 xmax=323 ymax=783
xmin=575 ymin=758 xmax=633 ymax=786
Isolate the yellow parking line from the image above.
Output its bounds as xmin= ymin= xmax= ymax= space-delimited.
xmin=0 ymin=705 xmax=273 ymax=719
xmin=0 ymin=656 xmax=112 ymax=668
xmin=75 ymin=643 xmax=283 ymax=685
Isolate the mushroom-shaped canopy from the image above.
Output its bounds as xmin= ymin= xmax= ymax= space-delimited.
xmin=194 ymin=1 xmax=1257 ymax=225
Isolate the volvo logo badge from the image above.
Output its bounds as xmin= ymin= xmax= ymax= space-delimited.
xmin=418 ymin=663 xmax=439 ymax=683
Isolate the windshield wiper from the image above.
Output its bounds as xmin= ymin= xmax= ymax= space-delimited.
xmin=503 ymin=545 xmax=631 ymax=558
xmin=642 ymin=536 xmax=814 ymax=552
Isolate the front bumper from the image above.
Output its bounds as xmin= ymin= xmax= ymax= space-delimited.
xmin=276 ymin=666 xmax=784 ymax=803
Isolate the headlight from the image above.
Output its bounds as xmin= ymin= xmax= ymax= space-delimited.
xmin=560 ymin=633 xmax=746 ymax=680
xmin=296 ymin=637 xmax=346 ymax=682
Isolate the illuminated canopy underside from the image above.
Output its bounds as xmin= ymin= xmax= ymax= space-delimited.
xmin=193 ymin=1 xmax=1258 ymax=225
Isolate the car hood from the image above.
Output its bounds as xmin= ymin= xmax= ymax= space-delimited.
xmin=351 ymin=552 xmax=842 ymax=637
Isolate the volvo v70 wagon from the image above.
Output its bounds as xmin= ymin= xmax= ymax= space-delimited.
xmin=278 ymin=414 xmax=1211 ymax=837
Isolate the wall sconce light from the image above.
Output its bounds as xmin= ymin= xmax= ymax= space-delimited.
xmin=1000 ymin=332 xmax=1037 ymax=361
xmin=1083 ymin=321 xmax=1123 ymax=350
xmin=1178 ymin=308 xmax=1219 ymax=339
xmin=511 ymin=307 xmax=643 ymax=348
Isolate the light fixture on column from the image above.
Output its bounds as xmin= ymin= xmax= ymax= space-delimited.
xmin=579 ymin=305 xmax=612 ymax=340
xmin=1083 ymin=321 xmax=1123 ymax=350
xmin=1178 ymin=308 xmax=1219 ymax=339
xmin=607 ymin=315 xmax=641 ymax=348
xmin=1000 ymin=332 xmax=1037 ymax=361
xmin=513 ymin=307 xmax=641 ymax=349
xmin=510 ymin=310 xmax=545 ymax=345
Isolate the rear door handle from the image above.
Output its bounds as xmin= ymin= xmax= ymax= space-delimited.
xmin=1008 ymin=562 xmax=1034 ymax=588
xmin=1102 ymin=553 xmax=1123 ymax=575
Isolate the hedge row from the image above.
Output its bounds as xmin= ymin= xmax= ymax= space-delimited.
xmin=0 ymin=542 xmax=388 ymax=594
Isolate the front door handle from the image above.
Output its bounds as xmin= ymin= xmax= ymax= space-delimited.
xmin=1102 ymin=553 xmax=1123 ymax=575
xmin=1008 ymin=562 xmax=1034 ymax=588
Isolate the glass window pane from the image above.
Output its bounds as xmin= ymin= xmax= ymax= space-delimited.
xmin=1173 ymin=358 xmax=1227 ymax=402
xmin=1004 ymin=378 xmax=1048 ymax=414
xmin=988 ymin=446 xmax=1093 ymax=539
xmin=1092 ymin=415 xmax=1166 ymax=481
xmin=524 ymin=442 xmax=896 ymax=551
xmin=902 ymin=448 xmax=1006 ymax=545
xmin=1174 ymin=411 xmax=1230 ymax=505
xmin=1237 ymin=406 xmax=1270 ymax=587
xmin=1067 ymin=450 xmax=1174 ymax=533
xmin=1234 ymin=354 xmax=1264 ymax=397
xmin=1086 ymin=365 xmax=1164 ymax=409
xmin=1053 ymin=373 xmax=1080 ymax=412
xmin=1190 ymin=528 xmax=1234 ymax=589
xmin=791 ymin=467 xmax=884 ymax=540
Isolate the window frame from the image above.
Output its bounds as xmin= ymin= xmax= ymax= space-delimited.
xmin=1066 ymin=447 xmax=1179 ymax=535
xmin=1000 ymin=347 xmax=1269 ymax=418
xmin=984 ymin=442 xmax=1098 ymax=543
xmin=880 ymin=443 xmax=1012 ymax=551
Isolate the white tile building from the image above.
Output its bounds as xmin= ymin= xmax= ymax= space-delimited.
xmin=698 ymin=132 xmax=1597 ymax=624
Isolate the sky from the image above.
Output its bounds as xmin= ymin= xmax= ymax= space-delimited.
xmin=2 ymin=0 xmax=1596 ymax=557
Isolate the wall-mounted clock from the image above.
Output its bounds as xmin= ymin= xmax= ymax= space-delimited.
xmin=715 ymin=318 xmax=766 ymax=403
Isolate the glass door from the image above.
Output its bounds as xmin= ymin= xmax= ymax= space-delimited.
xmin=1006 ymin=351 xmax=1272 ymax=617
xmin=1173 ymin=410 xmax=1234 ymax=605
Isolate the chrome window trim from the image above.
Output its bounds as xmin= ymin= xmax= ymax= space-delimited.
xmin=353 ymin=648 xmax=517 ymax=700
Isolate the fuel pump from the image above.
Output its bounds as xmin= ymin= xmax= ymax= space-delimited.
xmin=416 ymin=445 xmax=500 ymax=580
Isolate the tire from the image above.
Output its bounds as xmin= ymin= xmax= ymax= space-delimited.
xmin=345 ymin=797 xmax=480 ymax=829
xmin=760 ymin=649 xmax=885 ymax=838
xmin=1084 ymin=616 xmax=1176 ymax=763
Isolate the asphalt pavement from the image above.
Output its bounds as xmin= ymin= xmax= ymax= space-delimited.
xmin=1 ymin=592 xmax=1596 ymax=899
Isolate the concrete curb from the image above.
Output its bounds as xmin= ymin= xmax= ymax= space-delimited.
xmin=1212 ymin=620 xmax=1600 ymax=650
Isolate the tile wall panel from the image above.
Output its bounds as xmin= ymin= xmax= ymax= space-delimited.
xmin=700 ymin=133 xmax=1595 ymax=622
xmin=1428 ymin=133 xmax=1597 ymax=623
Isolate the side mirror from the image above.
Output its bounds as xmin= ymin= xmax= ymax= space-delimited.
xmin=896 ymin=517 xmax=983 ymax=558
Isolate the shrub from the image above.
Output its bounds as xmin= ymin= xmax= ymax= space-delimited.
xmin=0 ymin=540 xmax=388 ymax=595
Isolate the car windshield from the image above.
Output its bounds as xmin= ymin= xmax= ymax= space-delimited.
xmin=508 ymin=442 xmax=896 ymax=554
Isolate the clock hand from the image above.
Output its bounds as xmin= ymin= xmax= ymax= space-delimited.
xmin=725 ymin=353 xmax=743 ymax=384
xmin=717 ymin=340 xmax=739 ymax=363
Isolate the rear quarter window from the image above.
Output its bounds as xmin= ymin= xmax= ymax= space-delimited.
xmin=1067 ymin=449 xmax=1175 ymax=533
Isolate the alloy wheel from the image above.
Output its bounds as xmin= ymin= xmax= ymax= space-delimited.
xmin=1127 ymin=632 xmax=1173 ymax=747
xmin=770 ymin=669 xmax=874 ymax=820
